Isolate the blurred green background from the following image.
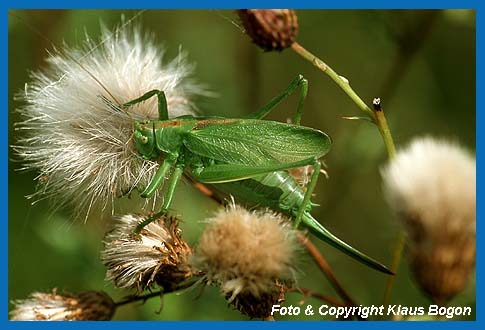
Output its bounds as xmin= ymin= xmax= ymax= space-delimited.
xmin=8 ymin=10 xmax=475 ymax=320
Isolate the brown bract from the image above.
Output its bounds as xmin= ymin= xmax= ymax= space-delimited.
xmin=238 ymin=9 xmax=298 ymax=51
xmin=101 ymin=214 xmax=193 ymax=292
xmin=10 ymin=290 xmax=115 ymax=321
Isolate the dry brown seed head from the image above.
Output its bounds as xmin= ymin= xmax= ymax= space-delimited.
xmin=238 ymin=9 xmax=298 ymax=51
xmin=101 ymin=214 xmax=193 ymax=292
xmin=10 ymin=290 xmax=116 ymax=321
xmin=229 ymin=280 xmax=287 ymax=319
xmin=406 ymin=213 xmax=476 ymax=304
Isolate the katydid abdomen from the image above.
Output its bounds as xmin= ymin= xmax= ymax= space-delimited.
xmin=213 ymin=171 xmax=392 ymax=274
xmin=129 ymin=82 xmax=390 ymax=274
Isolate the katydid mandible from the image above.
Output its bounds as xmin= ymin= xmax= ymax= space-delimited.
xmin=125 ymin=75 xmax=392 ymax=275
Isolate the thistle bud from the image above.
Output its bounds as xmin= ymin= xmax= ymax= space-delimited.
xmin=193 ymin=205 xmax=298 ymax=318
xmin=101 ymin=214 xmax=193 ymax=292
xmin=238 ymin=9 xmax=298 ymax=51
xmin=381 ymin=137 xmax=476 ymax=304
xmin=10 ymin=290 xmax=115 ymax=321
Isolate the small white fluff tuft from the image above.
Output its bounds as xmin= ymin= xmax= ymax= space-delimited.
xmin=15 ymin=25 xmax=206 ymax=219
xmin=381 ymin=137 xmax=475 ymax=235
xmin=10 ymin=290 xmax=115 ymax=321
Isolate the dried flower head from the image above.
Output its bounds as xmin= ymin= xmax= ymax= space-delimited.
xmin=101 ymin=214 xmax=193 ymax=291
xmin=238 ymin=9 xmax=298 ymax=51
xmin=381 ymin=137 xmax=476 ymax=303
xmin=10 ymin=290 xmax=115 ymax=321
xmin=14 ymin=25 xmax=206 ymax=219
xmin=230 ymin=280 xmax=287 ymax=319
xmin=193 ymin=205 xmax=298 ymax=318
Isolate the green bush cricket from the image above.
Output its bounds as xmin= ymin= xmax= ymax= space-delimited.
xmin=20 ymin=17 xmax=390 ymax=273
xmin=122 ymin=75 xmax=392 ymax=275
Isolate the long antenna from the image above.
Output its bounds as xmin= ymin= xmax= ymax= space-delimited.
xmin=213 ymin=10 xmax=245 ymax=34
xmin=10 ymin=10 xmax=146 ymax=107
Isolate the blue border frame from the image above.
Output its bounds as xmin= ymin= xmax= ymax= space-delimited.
xmin=4 ymin=0 xmax=480 ymax=328
xmin=2 ymin=0 xmax=481 ymax=9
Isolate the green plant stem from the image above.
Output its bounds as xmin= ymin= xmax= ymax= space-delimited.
xmin=297 ymin=232 xmax=356 ymax=307
xmin=291 ymin=42 xmax=375 ymax=119
xmin=287 ymin=287 xmax=345 ymax=307
xmin=374 ymin=108 xmax=397 ymax=158
xmin=114 ymin=280 xmax=198 ymax=307
xmin=290 ymin=42 xmax=398 ymax=159
xmin=382 ymin=231 xmax=405 ymax=308
xmin=188 ymin=179 xmax=355 ymax=309
xmin=291 ymin=41 xmax=402 ymax=312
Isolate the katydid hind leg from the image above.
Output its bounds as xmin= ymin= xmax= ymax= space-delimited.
xmin=293 ymin=160 xmax=392 ymax=273
xmin=122 ymin=89 xmax=169 ymax=120
xmin=245 ymin=74 xmax=308 ymax=124
xmin=302 ymin=214 xmax=393 ymax=275
xmin=192 ymin=157 xmax=316 ymax=184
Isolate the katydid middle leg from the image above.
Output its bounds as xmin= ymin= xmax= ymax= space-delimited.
xmin=122 ymin=89 xmax=169 ymax=120
xmin=245 ymin=74 xmax=308 ymax=125
xmin=294 ymin=159 xmax=321 ymax=228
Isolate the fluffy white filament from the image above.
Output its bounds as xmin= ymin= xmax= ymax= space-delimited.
xmin=15 ymin=26 xmax=206 ymax=219
xmin=101 ymin=214 xmax=175 ymax=290
xmin=381 ymin=136 xmax=476 ymax=236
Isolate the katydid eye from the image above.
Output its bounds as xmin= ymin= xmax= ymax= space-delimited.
xmin=140 ymin=136 xmax=148 ymax=144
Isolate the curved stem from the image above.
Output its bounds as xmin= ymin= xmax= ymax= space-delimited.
xmin=286 ymin=287 xmax=345 ymax=307
xmin=290 ymin=42 xmax=398 ymax=159
xmin=373 ymin=102 xmax=397 ymax=158
xmin=297 ymin=232 xmax=356 ymax=307
xmin=382 ymin=231 xmax=405 ymax=307
xmin=291 ymin=41 xmax=402 ymax=313
xmin=114 ymin=280 xmax=198 ymax=307
xmin=291 ymin=42 xmax=375 ymax=120
xmin=188 ymin=180 xmax=355 ymax=308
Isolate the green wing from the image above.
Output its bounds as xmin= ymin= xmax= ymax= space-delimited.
xmin=184 ymin=119 xmax=332 ymax=165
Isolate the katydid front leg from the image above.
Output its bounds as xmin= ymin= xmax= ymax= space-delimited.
xmin=135 ymin=155 xmax=185 ymax=234
xmin=134 ymin=165 xmax=185 ymax=233
xmin=123 ymin=89 xmax=169 ymax=120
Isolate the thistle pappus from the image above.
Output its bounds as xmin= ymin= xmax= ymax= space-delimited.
xmin=193 ymin=204 xmax=299 ymax=318
xmin=10 ymin=290 xmax=116 ymax=321
xmin=14 ymin=25 xmax=207 ymax=220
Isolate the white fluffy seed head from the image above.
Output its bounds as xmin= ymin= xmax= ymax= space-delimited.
xmin=381 ymin=137 xmax=475 ymax=235
xmin=381 ymin=136 xmax=476 ymax=303
xmin=101 ymin=214 xmax=192 ymax=291
xmin=193 ymin=205 xmax=299 ymax=301
xmin=14 ymin=25 xmax=206 ymax=219
xmin=10 ymin=290 xmax=115 ymax=321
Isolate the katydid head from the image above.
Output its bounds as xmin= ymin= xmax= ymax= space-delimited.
xmin=134 ymin=121 xmax=157 ymax=160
